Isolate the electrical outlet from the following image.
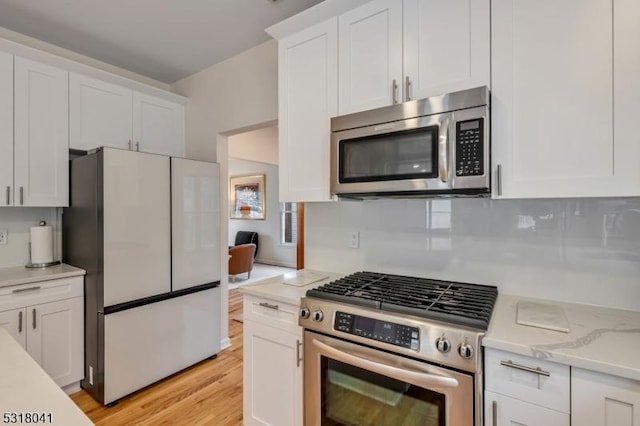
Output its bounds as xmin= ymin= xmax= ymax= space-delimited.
xmin=0 ymin=229 xmax=7 ymax=245
xmin=348 ymin=231 xmax=359 ymax=249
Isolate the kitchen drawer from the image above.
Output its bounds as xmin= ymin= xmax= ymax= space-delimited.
xmin=485 ymin=348 xmax=570 ymax=413
xmin=243 ymin=294 xmax=301 ymax=334
xmin=485 ymin=390 xmax=570 ymax=426
xmin=0 ymin=277 xmax=84 ymax=312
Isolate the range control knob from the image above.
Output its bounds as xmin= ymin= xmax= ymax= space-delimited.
xmin=312 ymin=310 xmax=324 ymax=322
xmin=458 ymin=341 xmax=474 ymax=359
xmin=435 ymin=336 xmax=451 ymax=353
xmin=299 ymin=307 xmax=310 ymax=319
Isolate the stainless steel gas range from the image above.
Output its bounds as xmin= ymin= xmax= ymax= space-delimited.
xmin=299 ymin=271 xmax=498 ymax=426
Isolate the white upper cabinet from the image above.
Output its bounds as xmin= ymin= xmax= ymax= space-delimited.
xmin=278 ymin=18 xmax=338 ymax=202
xmin=132 ymin=92 xmax=185 ymax=157
xmin=70 ymin=73 xmax=133 ymax=152
xmin=0 ymin=52 xmax=12 ymax=206
xmin=14 ymin=57 xmax=69 ymax=207
xmin=492 ymin=0 xmax=640 ymax=198
xmin=338 ymin=0 xmax=490 ymax=115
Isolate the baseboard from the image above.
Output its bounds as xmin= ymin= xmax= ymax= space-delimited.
xmin=220 ymin=337 xmax=231 ymax=350
xmin=63 ymin=381 xmax=81 ymax=395
xmin=255 ymin=258 xmax=296 ymax=269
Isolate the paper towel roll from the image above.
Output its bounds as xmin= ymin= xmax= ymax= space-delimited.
xmin=30 ymin=224 xmax=54 ymax=264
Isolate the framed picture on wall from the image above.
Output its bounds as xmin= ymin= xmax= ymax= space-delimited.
xmin=230 ymin=174 xmax=266 ymax=220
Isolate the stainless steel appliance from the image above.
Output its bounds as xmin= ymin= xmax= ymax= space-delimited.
xmin=63 ymin=147 xmax=221 ymax=405
xmin=331 ymin=86 xmax=490 ymax=199
xmin=299 ymin=271 xmax=498 ymax=426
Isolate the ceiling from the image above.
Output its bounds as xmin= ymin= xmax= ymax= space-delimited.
xmin=0 ymin=0 xmax=324 ymax=84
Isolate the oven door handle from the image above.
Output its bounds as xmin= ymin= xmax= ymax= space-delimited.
xmin=312 ymin=338 xmax=459 ymax=389
xmin=438 ymin=117 xmax=450 ymax=183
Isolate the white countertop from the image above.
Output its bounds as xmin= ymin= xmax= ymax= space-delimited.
xmin=0 ymin=327 xmax=93 ymax=425
xmin=484 ymin=294 xmax=640 ymax=381
xmin=0 ymin=264 xmax=85 ymax=289
xmin=238 ymin=269 xmax=344 ymax=305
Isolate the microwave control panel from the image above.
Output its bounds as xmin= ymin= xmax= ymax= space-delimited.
xmin=455 ymin=118 xmax=484 ymax=176
xmin=334 ymin=311 xmax=419 ymax=350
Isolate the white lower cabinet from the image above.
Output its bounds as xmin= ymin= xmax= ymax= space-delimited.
xmin=0 ymin=277 xmax=84 ymax=388
xmin=243 ymin=295 xmax=303 ymax=426
xmin=572 ymin=368 xmax=640 ymax=426
xmin=485 ymin=391 xmax=570 ymax=426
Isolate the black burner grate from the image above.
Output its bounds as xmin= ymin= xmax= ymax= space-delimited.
xmin=306 ymin=271 xmax=498 ymax=330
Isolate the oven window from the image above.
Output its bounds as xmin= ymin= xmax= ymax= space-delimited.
xmin=321 ymin=357 xmax=445 ymax=426
xmin=339 ymin=126 xmax=438 ymax=183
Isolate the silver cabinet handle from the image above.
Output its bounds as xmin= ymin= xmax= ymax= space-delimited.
xmin=296 ymin=340 xmax=303 ymax=367
xmin=405 ymin=76 xmax=412 ymax=101
xmin=492 ymin=400 xmax=497 ymax=426
xmin=128 ymin=140 xmax=132 ymax=150
xmin=136 ymin=141 xmax=140 ymax=152
xmin=258 ymin=302 xmax=279 ymax=310
xmin=19 ymin=186 xmax=23 ymax=205
xmin=438 ymin=118 xmax=450 ymax=183
xmin=496 ymin=164 xmax=503 ymax=196
xmin=392 ymin=79 xmax=399 ymax=104
xmin=5 ymin=186 xmax=9 ymax=205
xmin=32 ymin=308 xmax=36 ymax=330
xmin=18 ymin=311 xmax=23 ymax=333
xmin=500 ymin=360 xmax=550 ymax=377
xmin=12 ymin=286 xmax=41 ymax=293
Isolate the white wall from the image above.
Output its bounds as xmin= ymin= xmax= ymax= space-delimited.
xmin=0 ymin=208 xmax=61 ymax=268
xmin=228 ymin=158 xmax=295 ymax=268
xmin=305 ymin=198 xmax=640 ymax=311
xmin=228 ymin=126 xmax=278 ymax=165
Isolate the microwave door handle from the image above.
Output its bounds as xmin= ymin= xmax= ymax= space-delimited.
xmin=312 ymin=338 xmax=459 ymax=389
xmin=438 ymin=118 xmax=450 ymax=182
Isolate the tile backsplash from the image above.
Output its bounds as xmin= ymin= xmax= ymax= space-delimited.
xmin=0 ymin=208 xmax=60 ymax=268
xmin=305 ymin=198 xmax=640 ymax=311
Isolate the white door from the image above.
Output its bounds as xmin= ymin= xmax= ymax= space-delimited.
xmin=243 ymin=320 xmax=302 ymax=426
xmin=14 ymin=57 xmax=69 ymax=207
xmin=102 ymin=148 xmax=171 ymax=306
xmin=171 ymin=158 xmax=220 ymax=291
xmin=492 ymin=0 xmax=618 ymax=198
xmin=69 ymin=73 xmax=133 ymax=152
xmin=0 ymin=308 xmax=26 ymax=348
xmin=485 ymin=391 xmax=569 ymax=426
xmin=338 ymin=0 xmax=403 ymax=114
xmin=27 ymin=298 xmax=83 ymax=387
xmin=0 ymin=52 xmax=12 ymax=206
xmin=132 ymin=92 xmax=184 ymax=157
xmin=278 ymin=18 xmax=337 ymax=202
xmin=403 ymin=0 xmax=490 ymax=100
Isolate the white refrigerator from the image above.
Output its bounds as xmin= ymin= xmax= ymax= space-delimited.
xmin=63 ymin=147 xmax=221 ymax=405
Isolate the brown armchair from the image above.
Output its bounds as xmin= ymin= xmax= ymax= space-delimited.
xmin=228 ymin=243 xmax=256 ymax=282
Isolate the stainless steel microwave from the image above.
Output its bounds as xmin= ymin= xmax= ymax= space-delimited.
xmin=330 ymin=86 xmax=490 ymax=199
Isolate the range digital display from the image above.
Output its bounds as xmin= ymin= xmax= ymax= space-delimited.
xmin=335 ymin=311 xmax=419 ymax=350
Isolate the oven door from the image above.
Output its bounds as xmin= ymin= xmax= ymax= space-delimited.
xmin=304 ymin=331 xmax=475 ymax=426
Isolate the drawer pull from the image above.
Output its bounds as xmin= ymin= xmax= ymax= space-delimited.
xmin=500 ymin=360 xmax=550 ymax=377
xmin=12 ymin=286 xmax=42 ymax=294
xmin=258 ymin=302 xmax=279 ymax=310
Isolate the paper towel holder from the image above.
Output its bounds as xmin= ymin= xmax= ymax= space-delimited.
xmin=25 ymin=221 xmax=61 ymax=269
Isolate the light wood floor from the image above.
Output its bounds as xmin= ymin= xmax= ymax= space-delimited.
xmin=71 ymin=290 xmax=244 ymax=425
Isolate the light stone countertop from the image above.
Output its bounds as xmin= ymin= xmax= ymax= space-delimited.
xmin=0 ymin=264 xmax=85 ymax=289
xmin=0 ymin=327 xmax=93 ymax=425
xmin=238 ymin=269 xmax=344 ymax=305
xmin=484 ymin=294 xmax=640 ymax=381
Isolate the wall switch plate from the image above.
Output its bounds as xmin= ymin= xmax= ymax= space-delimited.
xmin=349 ymin=231 xmax=359 ymax=249
xmin=0 ymin=229 xmax=7 ymax=245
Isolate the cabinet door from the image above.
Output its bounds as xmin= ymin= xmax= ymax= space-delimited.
xmin=403 ymin=0 xmax=489 ymax=101
xmin=0 ymin=52 xmax=12 ymax=206
xmin=279 ymin=18 xmax=337 ymax=202
xmin=0 ymin=308 xmax=27 ymax=348
xmin=69 ymin=73 xmax=133 ymax=152
xmin=492 ymin=0 xmax=616 ymax=198
xmin=572 ymin=368 xmax=640 ymax=426
xmin=485 ymin=391 xmax=570 ymax=426
xmin=171 ymin=158 xmax=220 ymax=291
xmin=243 ymin=319 xmax=302 ymax=426
xmin=132 ymin=92 xmax=184 ymax=157
xmin=338 ymin=0 xmax=402 ymax=114
xmin=14 ymin=57 xmax=69 ymax=207
xmin=27 ymin=297 xmax=83 ymax=387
